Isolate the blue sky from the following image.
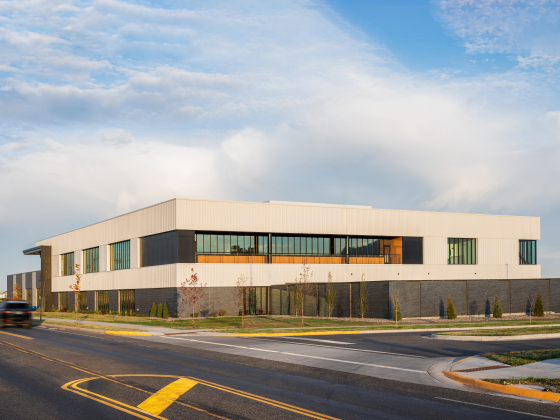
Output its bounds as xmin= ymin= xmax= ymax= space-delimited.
xmin=2 ymin=0 xmax=560 ymax=290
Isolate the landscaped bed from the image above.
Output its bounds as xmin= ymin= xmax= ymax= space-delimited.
xmin=483 ymin=349 xmax=560 ymax=366
xmin=40 ymin=320 xmax=147 ymax=332
xmin=483 ymin=376 xmax=560 ymax=392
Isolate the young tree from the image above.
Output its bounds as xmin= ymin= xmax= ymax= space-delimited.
xmin=392 ymin=296 xmax=403 ymax=326
xmin=534 ymin=293 xmax=545 ymax=317
xmin=324 ymin=272 xmax=336 ymax=318
xmin=12 ymin=283 xmax=22 ymax=301
xmin=232 ymin=274 xmax=254 ymax=327
xmin=181 ymin=268 xmax=207 ymax=325
xmin=69 ymin=264 xmax=82 ymax=325
xmin=157 ymin=303 xmax=163 ymax=318
xmin=446 ymin=295 xmax=457 ymax=320
xmin=293 ymin=263 xmax=313 ymax=325
xmin=149 ymin=303 xmax=156 ymax=317
xmin=358 ymin=274 xmax=369 ymax=319
xmin=292 ymin=283 xmax=301 ymax=318
xmin=163 ymin=302 xmax=170 ymax=319
xmin=493 ymin=296 xmax=503 ymax=318
xmin=525 ymin=289 xmax=537 ymax=323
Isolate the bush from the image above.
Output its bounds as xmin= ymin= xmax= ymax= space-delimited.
xmin=61 ymin=307 xmax=67 ymax=312
xmin=534 ymin=293 xmax=545 ymax=317
xmin=101 ymin=310 xmax=106 ymax=315
xmin=163 ymin=303 xmax=170 ymax=319
xmin=219 ymin=310 xmax=227 ymax=317
xmin=193 ymin=312 xmax=199 ymax=318
xmin=150 ymin=303 xmax=156 ymax=317
xmin=392 ymin=296 xmax=402 ymax=321
xmin=211 ymin=312 xmax=218 ymax=318
xmin=157 ymin=303 xmax=163 ymax=318
xmin=493 ymin=296 xmax=502 ymax=318
xmin=257 ymin=309 xmax=264 ymax=315
xmin=447 ymin=295 xmax=457 ymax=319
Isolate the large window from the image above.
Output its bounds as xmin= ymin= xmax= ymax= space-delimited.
xmin=448 ymin=238 xmax=476 ymax=265
xmin=272 ymin=236 xmax=332 ymax=255
xmin=196 ymin=233 xmax=268 ymax=255
xmin=348 ymin=237 xmax=392 ymax=256
xmin=96 ymin=291 xmax=109 ymax=312
xmin=83 ymin=247 xmax=99 ymax=273
xmin=78 ymin=291 xmax=88 ymax=311
xmin=519 ymin=240 xmax=537 ymax=265
xmin=59 ymin=292 xmax=69 ymax=311
xmin=119 ymin=290 xmax=135 ymax=313
xmin=110 ymin=240 xmax=130 ymax=270
xmin=61 ymin=252 xmax=74 ymax=276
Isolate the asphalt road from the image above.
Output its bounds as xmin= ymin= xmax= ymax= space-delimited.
xmin=1 ymin=326 xmax=560 ymax=420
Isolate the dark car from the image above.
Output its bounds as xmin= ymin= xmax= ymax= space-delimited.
xmin=0 ymin=301 xmax=32 ymax=328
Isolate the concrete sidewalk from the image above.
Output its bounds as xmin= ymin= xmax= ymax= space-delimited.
xmin=451 ymin=356 xmax=560 ymax=380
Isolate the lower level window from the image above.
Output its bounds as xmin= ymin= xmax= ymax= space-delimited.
xmin=119 ymin=290 xmax=135 ymax=313
xmin=448 ymin=238 xmax=476 ymax=264
xmin=96 ymin=291 xmax=109 ymax=312
xmin=78 ymin=292 xmax=88 ymax=311
xmin=519 ymin=240 xmax=537 ymax=264
xmin=59 ymin=292 xmax=69 ymax=311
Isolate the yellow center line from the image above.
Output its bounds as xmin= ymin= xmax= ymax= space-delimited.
xmin=0 ymin=331 xmax=33 ymax=339
xmin=137 ymin=378 xmax=198 ymax=416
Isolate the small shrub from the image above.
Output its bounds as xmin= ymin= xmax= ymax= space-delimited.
xmin=61 ymin=307 xmax=67 ymax=313
xmin=137 ymin=314 xmax=148 ymax=317
xmin=157 ymin=303 xmax=163 ymax=318
xmin=534 ymin=293 xmax=545 ymax=317
xmin=101 ymin=310 xmax=106 ymax=315
xmin=193 ymin=312 xmax=199 ymax=318
xmin=493 ymin=296 xmax=502 ymax=318
xmin=163 ymin=303 xmax=170 ymax=319
xmin=219 ymin=310 xmax=227 ymax=317
xmin=392 ymin=296 xmax=402 ymax=321
xmin=447 ymin=295 xmax=457 ymax=320
xmin=150 ymin=303 xmax=156 ymax=317
xmin=257 ymin=309 xmax=264 ymax=315
xmin=211 ymin=312 xmax=218 ymax=317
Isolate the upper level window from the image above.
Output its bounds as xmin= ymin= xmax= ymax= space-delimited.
xmin=448 ymin=238 xmax=476 ymax=265
xmin=110 ymin=240 xmax=130 ymax=271
xmin=348 ymin=237 xmax=392 ymax=256
xmin=83 ymin=247 xmax=99 ymax=273
xmin=61 ymin=252 xmax=74 ymax=276
xmin=272 ymin=236 xmax=332 ymax=255
xmin=519 ymin=240 xmax=537 ymax=265
xmin=196 ymin=233 xmax=267 ymax=255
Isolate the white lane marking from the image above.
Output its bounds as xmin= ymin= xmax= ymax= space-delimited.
xmin=246 ymin=337 xmax=426 ymax=358
xmin=275 ymin=337 xmax=355 ymax=345
xmin=165 ymin=337 xmax=426 ymax=373
xmin=435 ymin=397 xmax=560 ymax=419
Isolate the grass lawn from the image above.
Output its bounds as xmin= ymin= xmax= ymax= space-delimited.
xmin=483 ymin=377 xmax=560 ymax=392
xmin=39 ymin=320 xmax=147 ymax=332
xmin=438 ymin=326 xmax=560 ymax=337
xmin=483 ymin=349 xmax=560 ymax=366
xmin=32 ymin=312 xmax=560 ymax=333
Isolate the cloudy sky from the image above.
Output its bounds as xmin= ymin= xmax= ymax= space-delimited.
xmin=2 ymin=0 xmax=560 ymax=289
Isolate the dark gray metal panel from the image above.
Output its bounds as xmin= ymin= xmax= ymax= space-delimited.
xmin=178 ymin=230 xmax=196 ymax=263
xmin=420 ymin=280 xmax=467 ymax=318
xmin=402 ymin=237 xmax=423 ymax=264
xmin=15 ymin=273 xmax=22 ymax=290
xmin=109 ymin=290 xmax=118 ymax=312
xmin=510 ymin=279 xmax=550 ymax=314
xmin=135 ymin=288 xmax=179 ymax=317
xmin=140 ymin=231 xmax=178 ymax=267
xmin=466 ymin=280 xmax=509 ymax=316
xmin=551 ymin=279 xmax=560 ymax=313
xmin=6 ymin=276 xmax=13 ymax=298
xmin=87 ymin=292 xmax=95 ymax=311
xmin=367 ymin=281 xmax=390 ymax=319
xmin=389 ymin=281 xmax=420 ymax=318
xmin=41 ymin=245 xmax=52 ymax=310
xmin=69 ymin=291 xmax=75 ymax=310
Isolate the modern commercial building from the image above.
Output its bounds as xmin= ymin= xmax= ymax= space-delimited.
xmin=9 ymin=198 xmax=554 ymax=319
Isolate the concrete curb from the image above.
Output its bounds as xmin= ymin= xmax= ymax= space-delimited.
xmin=432 ymin=333 xmax=560 ymax=341
xmin=443 ymin=371 xmax=560 ymax=402
xmin=104 ymin=331 xmax=153 ymax=336
xmin=215 ymin=330 xmax=362 ymax=337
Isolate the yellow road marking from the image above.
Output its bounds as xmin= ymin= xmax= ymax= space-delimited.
xmin=137 ymin=378 xmax=197 ymax=415
xmin=218 ymin=330 xmax=362 ymax=337
xmin=0 ymin=330 xmax=33 ymax=339
xmin=104 ymin=331 xmax=152 ymax=336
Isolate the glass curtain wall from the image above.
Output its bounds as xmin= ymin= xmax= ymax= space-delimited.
xmin=110 ymin=240 xmax=130 ymax=270
xmin=348 ymin=238 xmax=391 ymax=256
xmin=448 ymin=238 xmax=476 ymax=264
xmin=83 ymin=247 xmax=99 ymax=273
xmin=78 ymin=292 xmax=88 ymax=311
xmin=196 ymin=234 xmax=268 ymax=254
xmin=519 ymin=240 xmax=537 ymax=264
xmin=61 ymin=252 xmax=74 ymax=276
